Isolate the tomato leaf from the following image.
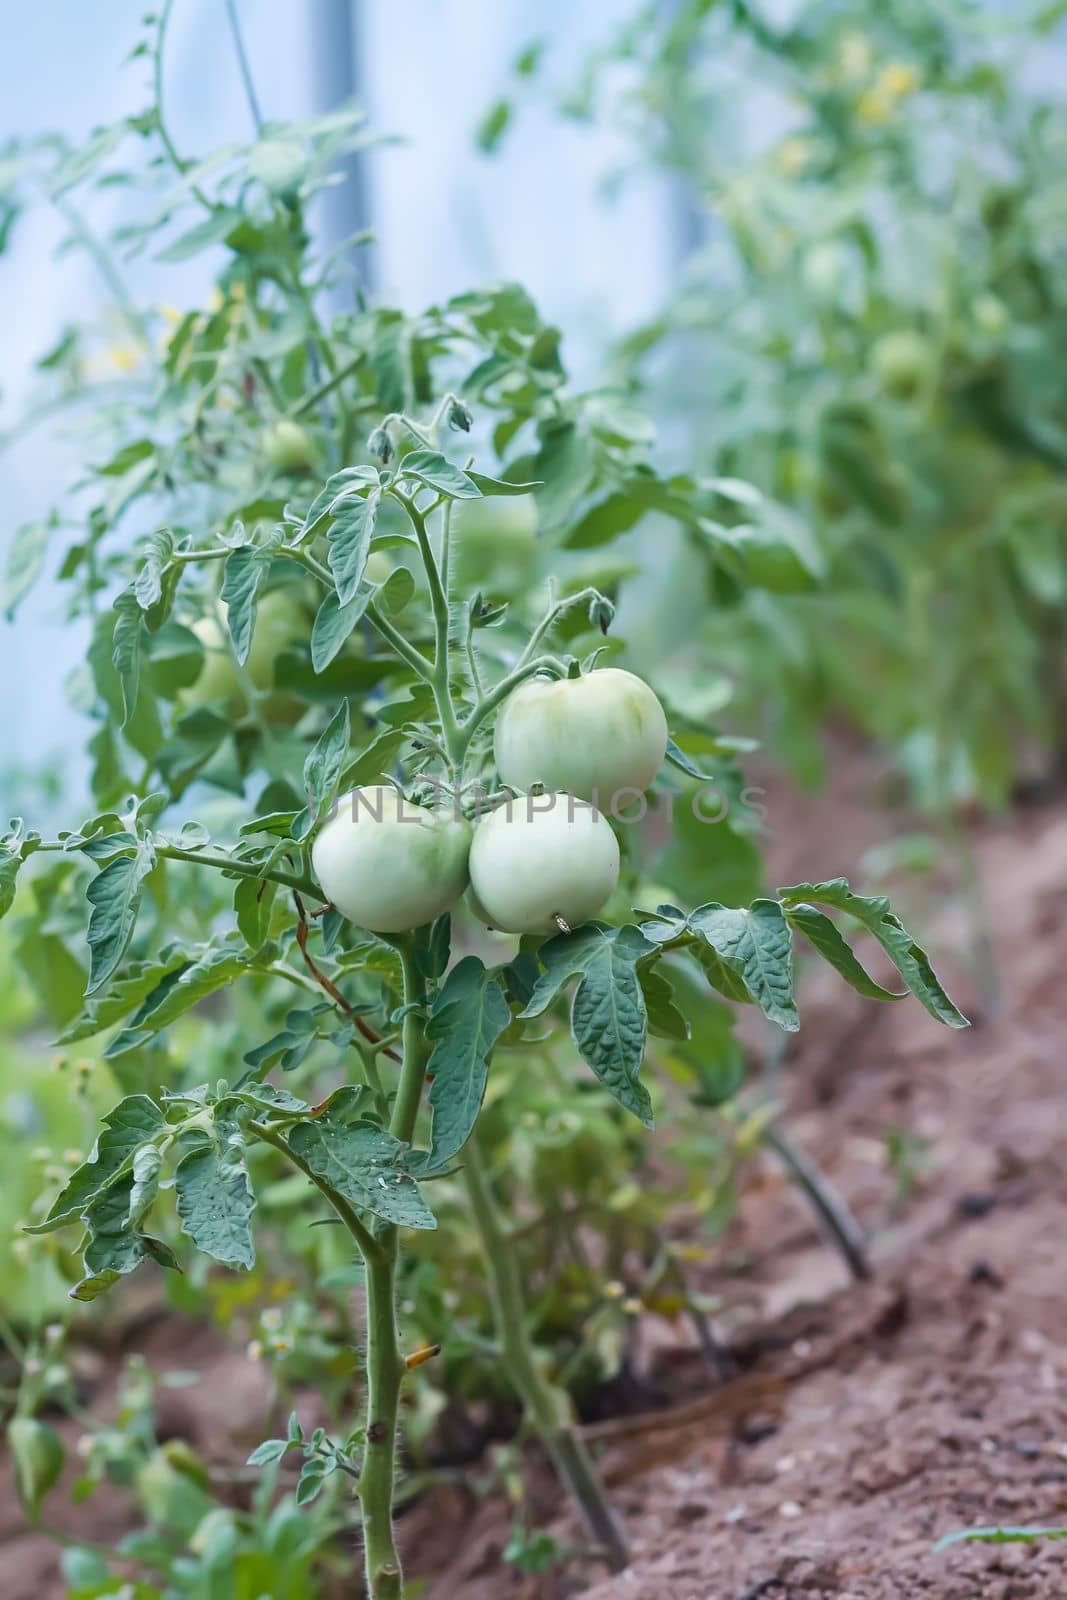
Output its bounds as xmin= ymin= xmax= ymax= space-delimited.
xmin=785 ymin=902 xmax=902 ymax=1001
xmin=133 ymin=527 xmax=174 ymax=612
xmin=328 ymin=489 xmax=380 ymax=606
xmin=296 ymin=466 xmax=380 ymax=543
xmin=111 ymin=588 xmax=146 ymax=725
xmin=105 ymin=947 xmax=251 ymax=1054
xmin=399 ymin=450 xmax=481 ymax=499
xmin=0 ymin=846 xmax=22 ymax=922
xmin=7 ymin=1419 xmax=65 ymax=1521
xmin=301 ymin=700 xmax=351 ymax=829
xmin=563 ymin=492 xmax=643 ymax=551
xmin=175 ymin=1142 xmax=256 ymax=1269
xmin=310 ymin=584 xmax=374 ymax=671
xmin=521 ymin=924 xmax=657 ymax=1126
xmin=687 ymin=900 xmax=799 ymax=1031
xmin=466 ymin=472 xmax=541 ymax=497
xmin=58 ymin=952 xmax=192 ymax=1043
xmin=82 ymin=1175 xmax=151 ymax=1277
xmin=85 ymin=841 xmax=157 ymax=994
xmin=125 ymin=1144 xmax=162 ymax=1233
xmin=234 ymin=876 xmax=276 ymax=951
xmin=639 ymin=963 xmax=690 ymax=1041
xmin=417 ymin=957 xmax=511 ymax=1174
xmin=28 ymin=1094 xmax=163 ymax=1232
xmin=221 ymin=545 xmax=267 ymax=665
xmin=777 ymin=878 xmax=969 ymax=1028
xmin=4 ymin=519 xmax=55 ymax=618
xmin=286 ymin=1116 xmax=436 ymax=1230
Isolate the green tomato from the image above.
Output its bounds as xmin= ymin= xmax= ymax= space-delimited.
xmin=494 ymin=668 xmax=669 ymax=805
xmin=184 ymin=589 xmax=298 ymax=708
xmin=312 ymin=786 xmax=472 ymax=933
xmin=263 ymin=419 xmax=316 ymax=476
xmin=869 ymin=331 xmax=934 ymax=399
xmin=468 ymin=796 xmax=620 ymax=935
xmin=248 ymin=137 xmax=309 ymax=197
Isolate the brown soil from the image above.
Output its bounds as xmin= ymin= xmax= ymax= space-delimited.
xmin=4 ymin=744 xmax=1067 ymax=1600
xmin=409 ymin=752 xmax=1067 ymax=1599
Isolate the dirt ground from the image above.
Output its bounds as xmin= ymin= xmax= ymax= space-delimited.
xmin=410 ymin=750 xmax=1067 ymax=1599
xmin=4 ymin=743 xmax=1066 ymax=1599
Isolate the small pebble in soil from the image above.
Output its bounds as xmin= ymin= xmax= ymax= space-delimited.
xmin=968 ymin=1258 xmax=1005 ymax=1288
xmin=778 ymin=1499 xmax=803 ymax=1518
xmin=675 ymin=1501 xmax=710 ymax=1523
xmin=956 ymin=1191 xmax=998 ymax=1219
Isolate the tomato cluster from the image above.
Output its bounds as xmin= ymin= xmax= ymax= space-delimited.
xmin=311 ymin=669 xmax=669 ymax=936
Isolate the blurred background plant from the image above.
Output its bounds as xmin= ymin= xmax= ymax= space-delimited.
xmin=484 ymin=0 xmax=1067 ymax=816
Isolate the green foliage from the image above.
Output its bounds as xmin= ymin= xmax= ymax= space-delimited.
xmin=421 ymin=956 xmax=511 ymax=1172
xmin=0 ymin=8 xmax=972 ymax=1595
xmin=935 ymin=1525 xmax=1067 ymax=1552
xmin=506 ymin=0 xmax=1067 ymax=809
xmin=520 ymin=924 xmax=660 ymax=1126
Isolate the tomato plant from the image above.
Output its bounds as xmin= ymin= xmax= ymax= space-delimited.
xmin=495 ymin=1 xmax=1067 ymax=815
xmin=0 ymin=10 xmax=970 ymax=1597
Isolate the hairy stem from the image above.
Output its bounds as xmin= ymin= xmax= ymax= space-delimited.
xmin=154 ymin=1 xmax=213 ymax=211
xmin=35 ymin=840 xmax=318 ymax=899
xmin=360 ymin=1237 xmax=404 ymax=1599
xmin=357 ymin=932 xmax=431 ymax=1598
xmin=398 ymin=495 xmax=462 ymax=766
xmin=250 ymin=1117 xmax=401 ymax=1595
xmin=462 ymin=1137 xmax=629 ymax=1572
xmin=514 ymin=585 xmax=602 ymax=671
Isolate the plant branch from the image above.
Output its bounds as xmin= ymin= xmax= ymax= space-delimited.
xmin=514 ymin=585 xmax=601 ymax=671
xmin=153 ymin=1 xmax=213 ymax=211
xmin=35 ymin=839 xmax=318 ymax=898
xmin=365 ymin=600 xmax=436 ymax=683
xmin=248 ymin=1119 xmax=384 ymax=1266
xmin=287 ymin=354 xmax=365 ymax=420
xmin=224 ymin=0 xmax=264 ymax=134
xmin=389 ymin=936 xmax=430 ymax=1145
xmin=395 ymin=493 xmax=462 ymax=764
xmin=461 ymin=1135 xmax=629 ymax=1572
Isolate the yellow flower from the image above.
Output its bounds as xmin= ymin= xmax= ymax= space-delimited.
xmin=103 ymin=343 xmax=144 ymax=374
xmin=879 ymin=62 xmax=921 ymax=100
xmin=158 ymin=303 xmax=183 ymax=326
xmin=856 ymin=90 xmax=893 ymax=127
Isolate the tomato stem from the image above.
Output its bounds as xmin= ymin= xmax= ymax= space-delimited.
xmin=461 ymin=1134 xmax=629 ymax=1573
xmin=396 ymin=495 xmax=463 ymax=768
xmin=357 ymin=929 xmax=433 ymax=1599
